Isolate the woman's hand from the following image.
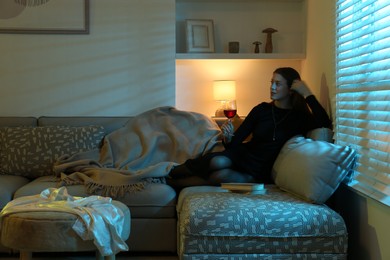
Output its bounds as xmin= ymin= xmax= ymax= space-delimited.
xmin=291 ymin=80 xmax=313 ymax=98
xmin=221 ymin=120 xmax=234 ymax=143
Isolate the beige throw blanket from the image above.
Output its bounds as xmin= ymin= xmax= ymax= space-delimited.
xmin=54 ymin=106 xmax=223 ymax=198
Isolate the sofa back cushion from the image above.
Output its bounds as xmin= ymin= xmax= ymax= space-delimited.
xmin=0 ymin=125 xmax=105 ymax=179
xmin=38 ymin=116 xmax=131 ymax=134
xmin=0 ymin=117 xmax=37 ymax=127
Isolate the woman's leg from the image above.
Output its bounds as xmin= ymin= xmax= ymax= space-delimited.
xmin=209 ymin=155 xmax=233 ymax=170
xmin=208 ymin=168 xmax=255 ymax=185
xmin=167 ymin=154 xmax=253 ymax=190
xmin=168 ymin=163 xmax=194 ymax=178
xmin=166 ymin=176 xmax=211 ymax=192
xmin=169 ymin=152 xmax=224 ymax=179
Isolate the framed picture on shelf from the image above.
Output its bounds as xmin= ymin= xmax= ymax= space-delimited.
xmin=185 ymin=19 xmax=215 ymax=53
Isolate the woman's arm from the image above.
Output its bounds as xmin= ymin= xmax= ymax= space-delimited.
xmin=305 ymin=95 xmax=333 ymax=129
xmin=226 ymin=104 xmax=264 ymax=147
xmin=291 ymin=80 xmax=332 ymax=129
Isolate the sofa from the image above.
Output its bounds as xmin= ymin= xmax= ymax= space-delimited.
xmin=0 ymin=114 xmax=178 ymax=254
xmin=0 ymin=107 xmax=357 ymax=259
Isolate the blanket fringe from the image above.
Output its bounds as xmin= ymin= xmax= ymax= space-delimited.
xmin=84 ymin=177 xmax=166 ymax=199
xmin=59 ymin=175 xmax=84 ymax=186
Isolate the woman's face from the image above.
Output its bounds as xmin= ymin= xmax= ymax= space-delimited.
xmin=270 ymin=73 xmax=291 ymax=101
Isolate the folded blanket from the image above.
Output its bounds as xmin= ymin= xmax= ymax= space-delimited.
xmin=54 ymin=106 xmax=223 ymax=198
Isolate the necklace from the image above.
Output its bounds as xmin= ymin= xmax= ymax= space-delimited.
xmin=271 ymin=104 xmax=292 ymax=141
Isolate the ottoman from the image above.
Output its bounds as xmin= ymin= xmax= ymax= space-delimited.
xmin=0 ymin=200 xmax=130 ymax=260
xmin=177 ymin=186 xmax=348 ymax=260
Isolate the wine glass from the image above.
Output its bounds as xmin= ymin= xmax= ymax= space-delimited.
xmin=223 ymin=100 xmax=237 ymax=121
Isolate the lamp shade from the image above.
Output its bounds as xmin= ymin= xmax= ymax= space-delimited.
xmin=213 ymin=81 xmax=236 ymax=101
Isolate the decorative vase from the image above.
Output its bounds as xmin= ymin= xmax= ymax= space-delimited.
xmin=228 ymin=42 xmax=240 ymax=53
xmin=262 ymin=28 xmax=278 ymax=53
xmin=253 ymin=41 xmax=262 ymax=53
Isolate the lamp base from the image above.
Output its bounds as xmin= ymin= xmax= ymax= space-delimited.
xmin=215 ymin=108 xmax=225 ymax=117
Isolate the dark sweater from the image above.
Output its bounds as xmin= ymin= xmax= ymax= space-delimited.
xmin=186 ymin=95 xmax=331 ymax=183
xmin=225 ymin=95 xmax=332 ymax=183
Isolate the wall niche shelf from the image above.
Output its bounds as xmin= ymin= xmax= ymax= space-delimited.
xmin=176 ymin=0 xmax=308 ymax=117
xmin=175 ymin=53 xmax=306 ymax=60
xmin=176 ymin=0 xmax=306 ymax=60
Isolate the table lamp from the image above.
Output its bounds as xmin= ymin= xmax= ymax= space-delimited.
xmin=213 ymin=80 xmax=236 ymax=117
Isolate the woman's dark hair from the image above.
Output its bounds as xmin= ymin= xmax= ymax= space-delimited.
xmin=273 ymin=67 xmax=310 ymax=114
xmin=273 ymin=67 xmax=301 ymax=89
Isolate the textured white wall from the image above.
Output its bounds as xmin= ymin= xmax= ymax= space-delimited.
xmin=0 ymin=0 xmax=175 ymax=116
xmin=301 ymin=0 xmax=335 ymax=119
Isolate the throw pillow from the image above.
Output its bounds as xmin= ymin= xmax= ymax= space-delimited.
xmin=306 ymin=127 xmax=334 ymax=142
xmin=0 ymin=126 xmax=105 ymax=178
xmin=272 ymin=135 xmax=356 ymax=204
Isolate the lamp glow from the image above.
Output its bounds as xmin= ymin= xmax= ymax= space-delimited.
xmin=213 ymin=81 xmax=236 ymax=101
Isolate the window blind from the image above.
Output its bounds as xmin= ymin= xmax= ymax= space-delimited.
xmin=335 ymin=0 xmax=390 ymax=206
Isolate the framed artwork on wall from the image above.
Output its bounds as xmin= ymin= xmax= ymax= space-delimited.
xmin=186 ymin=19 xmax=215 ymax=53
xmin=0 ymin=0 xmax=89 ymax=34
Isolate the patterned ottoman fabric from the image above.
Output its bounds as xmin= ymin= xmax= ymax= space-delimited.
xmin=178 ymin=186 xmax=347 ymax=260
xmin=180 ymin=254 xmax=346 ymax=260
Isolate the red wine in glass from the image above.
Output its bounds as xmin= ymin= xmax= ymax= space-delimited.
xmin=224 ymin=109 xmax=237 ymax=119
xmin=223 ymin=100 xmax=237 ymax=120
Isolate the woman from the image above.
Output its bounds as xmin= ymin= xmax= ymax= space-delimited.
xmin=167 ymin=67 xmax=332 ymax=189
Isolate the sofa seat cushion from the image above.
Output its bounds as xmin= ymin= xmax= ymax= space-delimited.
xmin=177 ymin=186 xmax=347 ymax=258
xmin=14 ymin=176 xmax=177 ymax=218
xmin=0 ymin=175 xmax=30 ymax=209
xmin=0 ymin=125 xmax=105 ymax=178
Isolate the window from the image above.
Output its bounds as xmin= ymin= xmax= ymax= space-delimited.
xmin=335 ymin=0 xmax=390 ymax=206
